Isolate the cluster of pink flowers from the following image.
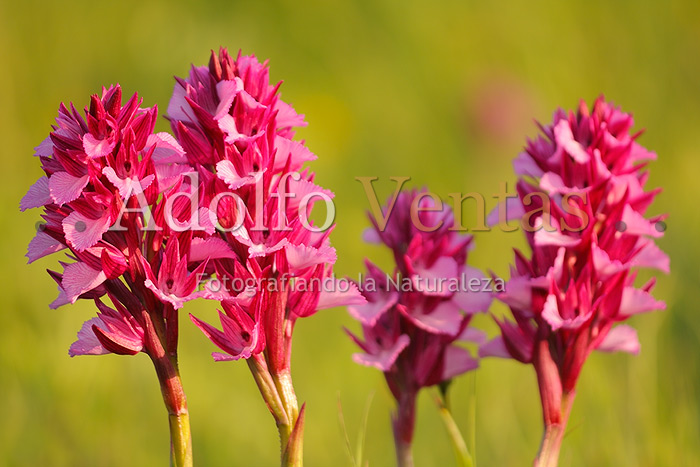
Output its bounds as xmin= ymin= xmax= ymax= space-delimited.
xmin=22 ymin=49 xmax=668 ymax=466
xmin=482 ymin=97 xmax=668 ymax=466
xmin=22 ymin=48 xmax=361 ymax=466
xmin=347 ymin=189 xmax=492 ymax=464
xmin=20 ymin=85 xmax=207 ymax=465
xmin=167 ymin=49 xmax=365 ymax=463
xmin=168 ymin=49 xmax=363 ymax=366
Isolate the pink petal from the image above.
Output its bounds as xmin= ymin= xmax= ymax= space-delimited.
xmin=592 ymin=243 xmax=626 ymax=279
xmin=621 ymin=205 xmax=663 ymax=238
xmin=361 ymin=227 xmax=382 ymax=244
xmin=62 ymin=262 xmax=107 ymax=303
xmin=49 ymin=286 xmax=70 ymax=309
xmin=347 ymin=292 xmax=398 ymax=326
xmin=83 ymin=133 xmax=115 ymax=159
xmin=214 ymin=78 xmax=244 ymax=119
xmin=34 ymin=136 xmax=54 ymax=157
xmin=597 ymin=325 xmax=640 ymax=354
xmin=554 ymin=119 xmax=589 ymax=163
xmin=442 ymin=346 xmax=479 ymax=380
xmin=167 ymin=82 xmax=196 ymax=123
xmin=26 ymin=231 xmax=65 ymax=263
xmin=541 ymin=294 xmax=589 ymax=331
xmin=533 ymin=219 xmax=581 ymax=247
xmin=49 ymin=172 xmax=89 ymax=205
xmin=401 ymin=301 xmax=463 ymax=336
xmin=317 ymin=280 xmax=366 ymax=310
xmin=216 ymin=159 xmax=260 ymax=190
xmin=20 ymin=176 xmax=51 ymax=211
xmin=274 ymin=100 xmax=307 ymax=130
xmin=69 ymin=317 xmax=109 ymax=356
xmin=273 ymin=136 xmax=317 ymax=171
xmin=63 ymin=211 xmax=111 ymax=252
xmin=452 ymin=266 xmax=494 ymax=313
xmin=188 ymin=237 xmax=238 ymax=262
xmin=513 ymin=151 xmax=543 ymax=178
xmin=458 ymin=327 xmax=488 ymax=345
xmin=102 ymin=167 xmax=155 ymax=199
xmin=631 ymin=239 xmax=670 ymax=273
xmin=619 ymin=287 xmax=666 ymax=317
xmin=352 ymin=334 xmax=410 ymax=371
xmin=486 ymin=196 xmax=525 ymax=227
xmin=147 ymin=132 xmax=188 ymax=164
xmin=411 ymin=257 xmax=458 ymax=297
xmin=286 ymin=243 xmax=337 ymax=270
xmin=144 ymin=279 xmax=199 ymax=310
xmin=479 ymin=336 xmax=512 ymax=359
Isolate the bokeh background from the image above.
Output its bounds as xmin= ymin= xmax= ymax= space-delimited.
xmin=1 ymin=1 xmax=698 ymax=465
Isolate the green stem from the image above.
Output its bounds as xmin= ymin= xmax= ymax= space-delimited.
xmin=151 ymin=352 xmax=193 ymax=467
xmin=433 ymin=390 xmax=473 ymax=467
xmin=273 ymin=369 xmax=303 ymax=467
xmin=248 ymin=357 xmax=304 ymax=466
xmin=144 ymin=313 xmax=192 ymax=467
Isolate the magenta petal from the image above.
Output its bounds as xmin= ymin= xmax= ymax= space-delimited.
xmin=26 ymin=231 xmax=65 ymax=263
xmin=214 ymin=78 xmax=244 ymax=119
xmin=592 ymin=243 xmax=626 ymax=279
xmin=631 ymin=239 xmax=670 ymax=273
xmin=83 ymin=133 xmax=115 ymax=159
xmin=452 ymin=266 xmax=493 ymax=313
xmin=317 ymin=281 xmax=366 ymax=310
xmin=103 ymin=167 xmax=155 ymax=199
xmin=441 ymin=346 xmax=479 ymax=380
xmin=361 ymin=227 xmax=382 ymax=244
xmin=34 ymin=136 xmax=53 ymax=157
xmin=167 ymin=82 xmax=196 ymax=123
xmin=49 ymin=172 xmax=89 ymax=205
xmin=597 ymin=325 xmax=640 ymax=354
xmin=188 ymin=237 xmax=238 ymax=262
xmin=411 ymin=257 xmax=458 ymax=297
xmin=63 ymin=211 xmax=111 ymax=252
xmin=533 ymin=221 xmax=581 ymax=247
xmin=554 ymin=119 xmax=589 ymax=163
xmin=62 ymin=262 xmax=107 ymax=303
xmin=20 ymin=176 xmax=51 ymax=211
xmin=274 ymin=100 xmax=307 ymax=129
xmin=619 ymin=287 xmax=666 ymax=316
xmin=69 ymin=317 xmax=109 ymax=356
xmin=216 ymin=159 xmax=256 ymax=190
xmin=621 ymin=205 xmax=663 ymax=238
xmin=352 ymin=334 xmax=410 ymax=371
xmin=286 ymin=243 xmax=337 ymax=270
xmin=273 ymin=136 xmax=317 ymax=171
xmin=479 ymin=336 xmax=512 ymax=359
xmin=147 ymin=132 xmax=188 ymax=164
xmin=347 ymin=292 xmax=398 ymax=326
xmin=486 ymin=196 xmax=525 ymax=227
xmin=458 ymin=327 xmax=488 ymax=345
xmin=402 ymin=300 xmax=463 ymax=336
xmin=513 ymin=151 xmax=543 ymax=178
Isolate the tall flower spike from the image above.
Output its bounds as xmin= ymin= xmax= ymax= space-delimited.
xmin=347 ymin=189 xmax=492 ymax=467
xmin=482 ymin=97 xmax=669 ymax=467
xmin=22 ymin=85 xmax=201 ymax=466
xmin=172 ymin=48 xmax=364 ymax=466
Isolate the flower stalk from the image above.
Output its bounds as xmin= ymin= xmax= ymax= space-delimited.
xmin=145 ymin=313 xmax=193 ymax=467
xmin=392 ymin=390 xmax=417 ymax=467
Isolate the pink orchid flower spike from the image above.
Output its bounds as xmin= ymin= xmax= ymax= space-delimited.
xmin=21 ymin=85 xmax=206 ymax=467
xmin=347 ymin=188 xmax=492 ymax=467
xmin=481 ymin=97 xmax=669 ymax=467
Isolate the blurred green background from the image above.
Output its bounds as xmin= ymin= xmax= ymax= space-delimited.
xmin=1 ymin=0 xmax=698 ymax=465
